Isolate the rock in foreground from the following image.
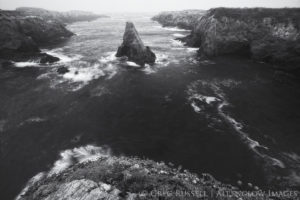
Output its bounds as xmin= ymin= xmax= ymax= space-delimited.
xmin=116 ymin=22 xmax=156 ymax=66
xmin=17 ymin=155 xmax=274 ymax=200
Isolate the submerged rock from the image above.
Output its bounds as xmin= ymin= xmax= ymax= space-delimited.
xmin=116 ymin=22 xmax=156 ymax=66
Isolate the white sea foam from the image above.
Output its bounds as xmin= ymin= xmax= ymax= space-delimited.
xmin=171 ymin=39 xmax=184 ymax=47
xmin=191 ymin=94 xmax=219 ymax=105
xmin=39 ymin=51 xmax=119 ymax=91
xmin=186 ymin=48 xmax=199 ymax=53
xmin=14 ymin=61 xmax=40 ymax=68
xmin=187 ymin=80 xmax=270 ymax=155
xmin=56 ymin=60 xmax=118 ymax=88
xmin=126 ymin=61 xmax=141 ymax=67
xmin=173 ymin=33 xmax=186 ymax=38
xmin=191 ymin=102 xmax=201 ymax=113
xmin=155 ymin=53 xmax=169 ymax=67
xmin=63 ymin=63 xmax=105 ymax=83
xmin=20 ymin=117 xmax=47 ymax=126
xmin=99 ymin=51 xmax=117 ymax=64
xmin=162 ymin=26 xmax=190 ymax=32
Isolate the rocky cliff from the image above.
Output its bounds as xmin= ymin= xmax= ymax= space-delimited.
xmin=116 ymin=22 xmax=156 ymax=66
xmin=153 ymin=8 xmax=300 ymax=72
xmin=0 ymin=10 xmax=74 ymax=62
xmin=152 ymin=10 xmax=205 ymax=30
xmin=17 ymin=155 xmax=276 ymax=200
xmin=16 ymin=7 xmax=109 ymax=24
xmin=0 ymin=7 xmax=107 ymax=64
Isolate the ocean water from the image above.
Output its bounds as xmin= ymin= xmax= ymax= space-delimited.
xmin=1 ymin=13 xmax=300 ymax=199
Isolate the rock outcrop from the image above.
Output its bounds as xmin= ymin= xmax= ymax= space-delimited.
xmin=0 ymin=10 xmax=74 ymax=62
xmin=16 ymin=7 xmax=109 ymax=24
xmin=116 ymin=22 xmax=156 ymax=66
xmin=153 ymin=8 xmax=300 ymax=73
xmin=17 ymin=155 xmax=275 ymax=200
xmin=152 ymin=10 xmax=205 ymax=30
xmin=0 ymin=7 xmax=108 ymax=64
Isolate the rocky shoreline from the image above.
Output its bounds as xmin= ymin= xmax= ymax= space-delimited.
xmin=0 ymin=7 xmax=107 ymax=66
xmin=17 ymin=154 xmax=290 ymax=200
xmin=153 ymin=8 xmax=300 ymax=75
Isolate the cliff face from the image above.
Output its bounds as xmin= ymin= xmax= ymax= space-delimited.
xmin=152 ymin=10 xmax=205 ymax=30
xmin=116 ymin=22 xmax=156 ymax=66
xmin=192 ymin=8 xmax=300 ymax=66
xmin=0 ymin=11 xmax=39 ymax=54
xmin=16 ymin=7 xmax=109 ymax=24
xmin=154 ymin=8 xmax=300 ymax=71
xmin=0 ymin=7 xmax=108 ymax=63
xmin=0 ymin=10 xmax=73 ymax=61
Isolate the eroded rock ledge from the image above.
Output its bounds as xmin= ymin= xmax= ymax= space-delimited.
xmin=153 ymin=8 xmax=300 ymax=73
xmin=17 ymin=156 xmax=276 ymax=200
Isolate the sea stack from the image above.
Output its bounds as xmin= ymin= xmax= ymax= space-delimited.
xmin=116 ymin=22 xmax=156 ymax=66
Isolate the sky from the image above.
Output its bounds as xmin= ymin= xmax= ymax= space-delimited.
xmin=0 ymin=0 xmax=300 ymax=13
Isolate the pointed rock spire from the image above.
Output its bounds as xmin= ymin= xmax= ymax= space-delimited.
xmin=116 ymin=22 xmax=156 ymax=66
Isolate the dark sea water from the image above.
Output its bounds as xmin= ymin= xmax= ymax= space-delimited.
xmin=1 ymin=13 xmax=300 ymax=199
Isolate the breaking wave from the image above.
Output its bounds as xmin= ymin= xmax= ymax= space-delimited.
xmin=48 ymin=145 xmax=111 ymax=176
xmin=36 ymin=51 xmax=119 ymax=91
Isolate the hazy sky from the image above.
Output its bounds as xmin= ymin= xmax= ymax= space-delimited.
xmin=0 ymin=0 xmax=299 ymax=13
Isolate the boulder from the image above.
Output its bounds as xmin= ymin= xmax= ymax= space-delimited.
xmin=57 ymin=66 xmax=70 ymax=74
xmin=40 ymin=53 xmax=60 ymax=64
xmin=116 ymin=22 xmax=156 ymax=66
